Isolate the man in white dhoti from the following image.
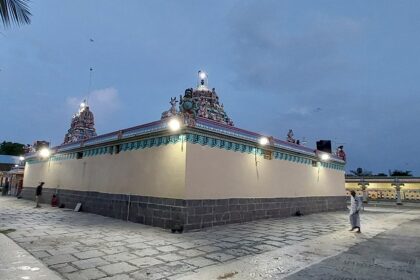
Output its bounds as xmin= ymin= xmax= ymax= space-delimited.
xmin=349 ymin=190 xmax=362 ymax=233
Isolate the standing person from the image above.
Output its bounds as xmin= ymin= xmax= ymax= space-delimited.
xmin=35 ymin=182 xmax=44 ymax=208
xmin=2 ymin=179 xmax=9 ymax=196
xmin=16 ymin=179 xmax=23 ymax=198
xmin=349 ymin=190 xmax=362 ymax=233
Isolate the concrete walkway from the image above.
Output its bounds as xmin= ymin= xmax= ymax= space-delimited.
xmin=0 ymin=233 xmax=63 ymax=280
xmin=0 ymin=197 xmax=419 ymax=280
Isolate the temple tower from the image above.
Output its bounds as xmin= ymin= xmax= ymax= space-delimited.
xmin=161 ymin=70 xmax=234 ymax=126
xmin=63 ymin=101 xmax=97 ymax=144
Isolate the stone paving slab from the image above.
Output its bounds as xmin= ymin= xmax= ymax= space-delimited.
xmin=0 ymin=233 xmax=63 ymax=280
xmin=177 ymin=208 xmax=420 ymax=280
xmin=285 ymin=218 xmax=420 ymax=280
xmin=0 ymin=197 xmax=419 ymax=280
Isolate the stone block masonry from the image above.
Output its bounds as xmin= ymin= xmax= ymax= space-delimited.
xmin=20 ymin=187 xmax=346 ymax=231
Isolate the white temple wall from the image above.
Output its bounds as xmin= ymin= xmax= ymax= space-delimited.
xmin=23 ymin=143 xmax=186 ymax=199
xmin=22 ymin=139 xmax=346 ymax=231
xmin=185 ymin=143 xmax=345 ymax=199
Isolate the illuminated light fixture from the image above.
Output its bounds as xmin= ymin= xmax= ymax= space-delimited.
xmin=168 ymin=118 xmax=181 ymax=131
xmin=259 ymin=137 xmax=269 ymax=146
xmin=39 ymin=148 xmax=51 ymax=158
xmin=19 ymin=156 xmax=25 ymax=161
xmin=198 ymin=70 xmax=207 ymax=80
xmin=320 ymin=153 xmax=330 ymax=161
xmin=14 ymin=164 xmax=19 ymax=167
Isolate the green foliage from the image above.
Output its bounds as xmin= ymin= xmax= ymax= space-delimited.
xmin=350 ymin=167 xmax=372 ymax=176
xmin=0 ymin=141 xmax=25 ymax=156
xmin=389 ymin=170 xmax=412 ymax=177
xmin=376 ymin=173 xmax=388 ymax=177
xmin=0 ymin=0 xmax=31 ymax=28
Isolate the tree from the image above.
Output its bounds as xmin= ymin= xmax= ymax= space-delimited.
xmin=0 ymin=141 xmax=26 ymax=155
xmin=389 ymin=170 xmax=412 ymax=177
xmin=0 ymin=0 xmax=31 ymax=28
xmin=350 ymin=167 xmax=372 ymax=177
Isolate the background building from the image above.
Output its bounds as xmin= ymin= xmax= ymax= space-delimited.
xmin=345 ymin=176 xmax=420 ymax=202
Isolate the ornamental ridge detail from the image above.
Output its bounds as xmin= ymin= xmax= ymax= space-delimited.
xmin=161 ymin=70 xmax=234 ymax=126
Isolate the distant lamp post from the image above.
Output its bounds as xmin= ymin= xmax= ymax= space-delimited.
xmin=391 ymin=178 xmax=404 ymax=205
xmin=358 ymin=177 xmax=370 ymax=203
xmin=18 ymin=156 xmax=25 ymax=166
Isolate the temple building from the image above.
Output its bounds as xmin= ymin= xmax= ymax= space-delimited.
xmin=63 ymin=101 xmax=97 ymax=144
xmin=345 ymin=176 xmax=420 ymax=203
xmin=22 ymin=71 xmax=346 ymax=231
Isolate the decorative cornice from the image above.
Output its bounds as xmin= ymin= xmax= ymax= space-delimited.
xmin=27 ymin=134 xmax=344 ymax=171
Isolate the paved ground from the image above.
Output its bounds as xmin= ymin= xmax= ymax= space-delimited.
xmin=284 ymin=218 xmax=420 ymax=280
xmin=0 ymin=233 xmax=62 ymax=280
xmin=0 ymin=197 xmax=419 ymax=280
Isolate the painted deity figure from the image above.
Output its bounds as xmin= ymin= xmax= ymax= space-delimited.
xmin=336 ymin=145 xmax=346 ymax=161
xmin=287 ymin=129 xmax=296 ymax=143
xmin=169 ymin=97 xmax=178 ymax=115
xmin=161 ymin=97 xmax=179 ymax=119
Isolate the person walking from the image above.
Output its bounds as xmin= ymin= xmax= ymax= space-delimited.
xmin=35 ymin=182 xmax=44 ymax=208
xmin=349 ymin=190 xmax=362 ymax=233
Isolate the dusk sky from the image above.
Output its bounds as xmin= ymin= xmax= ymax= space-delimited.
xmin=1 ymin=0 xmax=419 ymax=175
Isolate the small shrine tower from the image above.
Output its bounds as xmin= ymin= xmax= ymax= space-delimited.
xmin=161 ymin=70 xmax=234 ymax=126
xmin=63 ymin=100 xmax=97 ymax=144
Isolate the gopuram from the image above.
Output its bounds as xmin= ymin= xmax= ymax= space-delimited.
xmin=63 ymin=100 xmax=97 ymax=144
xmin=22 ymin=71 xmax=346 ymax=231
xmin=161 ymin=70 xmax=233 ymax=126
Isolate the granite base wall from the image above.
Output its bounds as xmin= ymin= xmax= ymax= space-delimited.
xmin=20 ymin=187 xmax=347 ymax=231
